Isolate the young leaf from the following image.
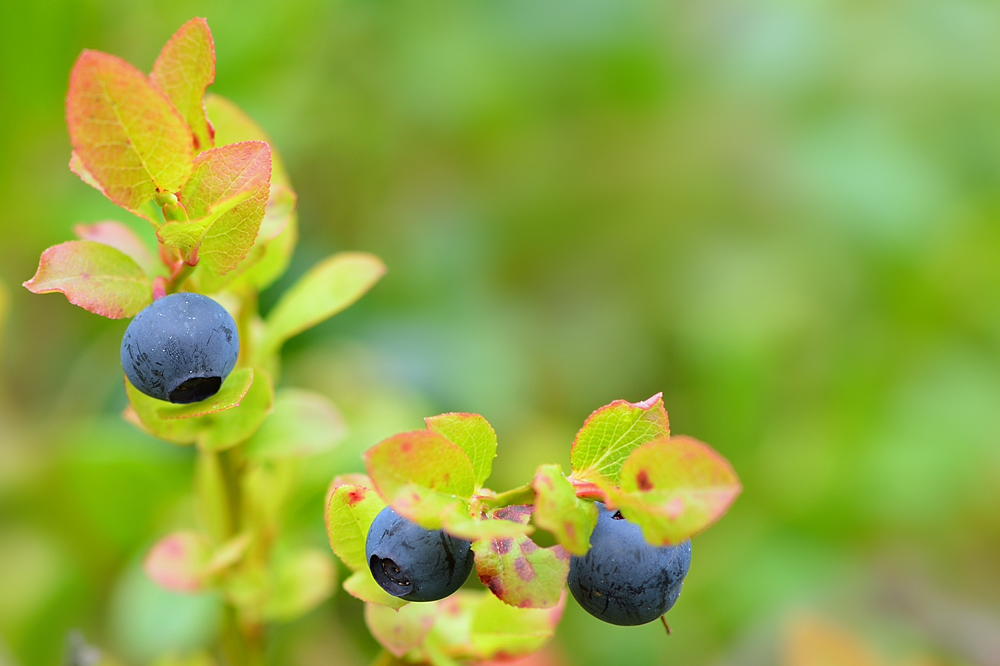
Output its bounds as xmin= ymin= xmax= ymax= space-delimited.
xmin=164 ymin=141 xmax=271 ymax=274
xmin=260 ymin=548 xmax=336 ymax=622
xmin=205 ymin=93 xmax=290 ymax=187
xmin=23 ymin=240 xmax=152 ymax=318
xmin=144 ymin=531 xmax=211 ymax=592
xmin=73 ymin=221 xmax=159 ymax=276
xmin=425 ymin=413 xmax=497 ymax=489
xmin=66 ymin=50 xmax=192 ymax=215
xmin=192 ymin=188 xmax=298 ymax=295
xmin=570 ymin=393 xmax=669 ymax=485
xmin=471 ymin=505 xmax=569 ymax=609
xmin=262 ymin=252 xmax=386 ymax=354
xmin=531 ymin=464 xmax=598 ymax=556
xmin=365 ymin=602 xmax=437 ymax=658
xmin=343 ymin=570 xmax=408 ymax=610
xmin=438 ymin=509 xmax=534 ymax=542
xmin=151 ymin=18 xmax=216 ymax=151
xmin=611 ymin=435 xmax=741 ymax=546
xmin=244 ymin=388 xmax=347 ymax=459
xmin=364 ymin=430 xmax=476 ymax=530
xmin=326 ymin=482 xmax=387 ymax=572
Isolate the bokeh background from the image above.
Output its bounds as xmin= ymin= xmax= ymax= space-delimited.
xmin=3 ymin=1 xmax=1000 ymax=664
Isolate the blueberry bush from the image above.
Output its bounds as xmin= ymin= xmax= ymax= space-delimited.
xmin=24 ymin=18 xmax=741 ymax=665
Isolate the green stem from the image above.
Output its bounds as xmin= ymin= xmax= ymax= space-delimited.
xmin=485 ymin=483 xmax=536 ymax=508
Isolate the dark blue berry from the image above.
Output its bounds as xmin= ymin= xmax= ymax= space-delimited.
xmin=567 ymin=502 xmax=691 ymax=626
xmin=365 ymin=506 xmax=474 ymax=602
xmin=120 ymin=293 xmax=239 ymax=404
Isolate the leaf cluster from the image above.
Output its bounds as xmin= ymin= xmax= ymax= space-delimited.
xmin=326 ymin=393 xmax=741 ymax=663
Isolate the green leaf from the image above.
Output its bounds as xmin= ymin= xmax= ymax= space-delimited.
xmin=262 ymin=252 xmax=386 ymax=354
xmin=73 ymin=221 xmax=159 ymax=276
xmin=123 ymin=379 xmax=202 ymax=445
xmin=161 ymin=141 xmax=271 ymax=274
xmin=197 ymin=369 xmax=274 ymax=451
xmin=570 ymin=393 xmax=670 ymax=485
xmin=205 ymin=93 xmax=290 ymax=187
xmin=154 ymin=368 xmax=255 ymax=420
xmin=471 ymin=505 xmax=569 ymax=609
xmin=244 ymin=388 xmax=346 ymax=460
xmin=531 ymin=464 xmax=598 ymax=556
xmin=364 ymin=430 xmax=476 ymax=530
xmin=23 ymin=241 xmax=152 ymax=318
xmin=469 ymin=592 xmax=565 ymax=658
xmin=343 ymin=570 xmax=408 ymax=610
xmin=425 ymin=413 xmax=497 ymax=489
xmin=261 ymin=547 xmax=336 ymax=622
xmin=66 ymin=50 xmax=192 ymax=217
xmin=151 ymin=18 xmax=216 ymax=152
xmin=144 ymin=531 xmax=211 ymax=592
xmin=610 ymin=435 xmax=742 ymax=545
xmin=325 ymin=481 xmax=386 ymax=572
xmin=124 ymin=368 xmax=273 ymax=451
xmin=365 ymin=602 xmax=437 ymax=658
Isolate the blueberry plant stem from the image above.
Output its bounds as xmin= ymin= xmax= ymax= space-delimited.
xmin=485 ymin=483 xmax=536 ymax=508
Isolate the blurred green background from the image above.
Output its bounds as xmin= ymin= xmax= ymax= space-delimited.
xmin=3 ymin=0 xmax=1000 ymax=664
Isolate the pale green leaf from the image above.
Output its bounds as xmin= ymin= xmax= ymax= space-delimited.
xmin=343 ymin=570 xmax=408 ymax=610
xmin=425 ymin=413 xmax=496 ymax=489
xmin=326 ymin=482 xmax=387 ymax=572
xmin=244 ymin=388 xmax=346 ymax=460
xmin=531 ymin=464 xmax=598 ymax=556
xmin=570 ymin=393 xmax=669 ymax=484
xmin=262 ymin=252 xmax=386 ymax=354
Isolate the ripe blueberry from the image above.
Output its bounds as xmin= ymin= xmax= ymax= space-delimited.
xmin=365 ymin=506 xmax=474 ymax=602
xmin=567 ymin=502 xmax=691 ymax=626
xmin=120 ymin=293 xmax=239 ymax=404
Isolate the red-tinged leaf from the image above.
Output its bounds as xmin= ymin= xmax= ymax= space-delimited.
xmin=364 ymin=430 xmax=476 ymax=530
xmin=66 ymin=50 xmax=192 ymax=214
xmin=164 ymin=141 xmax=271 ymax=274
xmin=531 ymin=464 xmax=598 ymax=556
xmin=570 ymin=393 xmax=669 ymax=485
xmin=23 ymin=240 xmax=152 ymax=318
xmin=425 ymin=413 xmax=497 ymax=488
xmin=472 ymin=505 xmax=569 ymax=609
xmin=73 ymin=221 xmax=158 ymax=275
xmin=439 ymin=508 xmax=534 ymax=542
xmin=611 ymin=435 xmax=741 ymax=546
xmin=69 ymin=151 xmax=105 ymax=193
xmin=151 ymin=18 xmax=216 ymax=151
xmin=343 ymin=570 xmax=408 ymax=610
xmin=190 ymin=185 xmax=298 ymax=295
xmin=326 ymin=483 xmax=387 ymax=572
xmin=205 ymin=93 xmax=290 ymax=187
xmin=144 ymin=531 xmax=210 ymax=592
xmin=365 ymin=602 xmax=437 ymax=658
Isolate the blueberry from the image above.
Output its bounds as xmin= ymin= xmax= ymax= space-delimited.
xmin=567 ymin=502 xmax=691 ymax=626
xmin=120 ymin=293 xmax=239 ymax=404
xmin=365 ymin=506 xmax=474 ymax=602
